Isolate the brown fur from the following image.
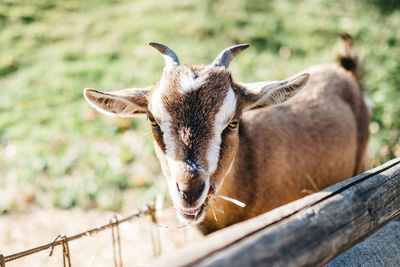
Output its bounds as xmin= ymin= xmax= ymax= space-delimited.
xmin=198 ymin=63 xmax=370 ymax=233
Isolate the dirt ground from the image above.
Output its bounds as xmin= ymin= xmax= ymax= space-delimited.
xmin=0 ymin=207 xmax=202 ymax=266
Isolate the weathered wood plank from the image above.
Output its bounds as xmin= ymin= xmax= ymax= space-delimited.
xmin=326 ymin=218 xmax=400 ymax=267
xmin=151 ymin=158 xmax=400 ymax=266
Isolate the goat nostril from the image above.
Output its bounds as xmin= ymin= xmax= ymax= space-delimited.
xmin=176 ymin=182 xmax=181 ymax=192
xmin=196 ymin=183 xmax=205 ymax=196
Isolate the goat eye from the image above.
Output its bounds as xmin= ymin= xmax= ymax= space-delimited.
xmin=149 ymin=117 xmax=159 ymax=127
xmin=228 ymin=119 xmax=239 ymax=129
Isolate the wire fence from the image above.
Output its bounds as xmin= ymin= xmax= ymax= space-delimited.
xmin=0 ymin=203 xmax=157 ymax=267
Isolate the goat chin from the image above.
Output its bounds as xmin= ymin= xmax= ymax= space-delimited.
xmin=176 ymin=205 xmax=206 ymax=224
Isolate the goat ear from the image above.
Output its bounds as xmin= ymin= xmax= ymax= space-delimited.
xmin=83 ymin=87 xmax=152 ymax=117
xmin=241 ymin=73 xmax=310 ymax=111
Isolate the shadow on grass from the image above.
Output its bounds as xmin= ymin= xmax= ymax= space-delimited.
xmin=365 ymin=0 xmax=400 ymax=13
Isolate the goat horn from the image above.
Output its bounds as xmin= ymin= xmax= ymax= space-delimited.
xmin=148 ymin=42 xmax=181 ymax=68
xmin=211 ymin=44 xmax=250 ymax=68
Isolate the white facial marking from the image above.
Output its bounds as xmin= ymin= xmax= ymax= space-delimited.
xmin=178 ymin=69 xmax=208 ymax=94
xmin=151 ymin=72 xmax=184 ymax=181
xmin=207 ymin=86 xmax=237 ymax=174
xmin=151 ymin=71 xmax=199 ymax=196
xmin=151 ymin=74 xmax=171 ymax=123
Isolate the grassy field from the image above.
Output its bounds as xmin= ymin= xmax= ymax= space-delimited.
xmin=0 ymin=0 xmax=399 ymax=212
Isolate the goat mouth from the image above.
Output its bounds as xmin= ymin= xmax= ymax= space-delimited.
xmin=179 ymin=205 xmax=205 ymax=221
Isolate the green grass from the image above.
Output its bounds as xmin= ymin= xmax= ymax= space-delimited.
xmin=1 ymin=0 xmax=399 ymax=212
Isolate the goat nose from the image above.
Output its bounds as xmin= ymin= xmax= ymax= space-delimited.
xmin=184 ymin=159 xmax=202 ymax=178
xmin=177 ymin=182 xmax=205 ymax=205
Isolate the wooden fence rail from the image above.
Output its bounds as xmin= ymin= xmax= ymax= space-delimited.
xmin=151 ymin=157 xmax=400 ymax=266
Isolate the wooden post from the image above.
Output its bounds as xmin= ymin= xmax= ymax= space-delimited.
xmin=151 ymin=157 xmax=400 ymax=266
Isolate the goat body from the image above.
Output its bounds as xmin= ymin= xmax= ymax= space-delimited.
xmin=200 ymin=63 xmax=369 ymax=233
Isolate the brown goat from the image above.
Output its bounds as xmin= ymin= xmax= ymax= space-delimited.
xmin=84 ymin=35 xmax=370 ymax=234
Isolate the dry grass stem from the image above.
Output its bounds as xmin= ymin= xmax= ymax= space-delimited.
xmin=214 ymin=194 xmax=246 ymax=208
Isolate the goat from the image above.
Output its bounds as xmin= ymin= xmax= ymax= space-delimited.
xmin=84 ymin=34 xmax=369 ymax=234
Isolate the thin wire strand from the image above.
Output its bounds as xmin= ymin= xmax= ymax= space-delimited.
xmin=111 ymin=218 xmax=117 ymax=267
xmin=110 ymin=215 xmax=123 ymax=267
xmin=3 ymin=205 xmax=154 ymax=263
xmin=49 ymin=234 xmax=62 ymax=257
xmin=48 ymin=234 xmax=72 ymax=267
xmin=61 ymin=235 xmax=71 ymax=267
xmin=152 ymin=222 xmax=190 ymax=229
xmin=115 ymin=218 xmax=123 ymax=267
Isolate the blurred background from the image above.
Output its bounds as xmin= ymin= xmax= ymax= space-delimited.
xmin=1 ymin=0 xmax=399 ymax=213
